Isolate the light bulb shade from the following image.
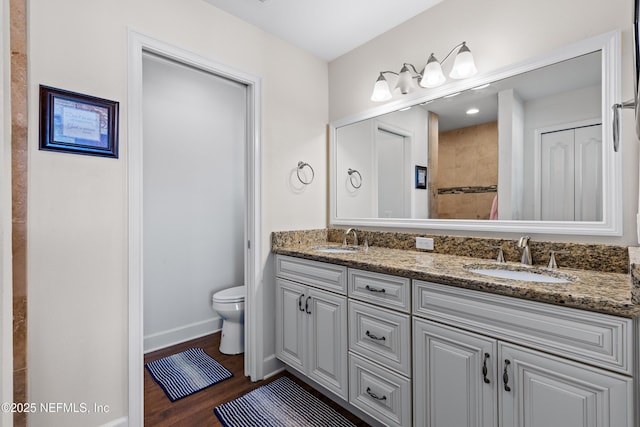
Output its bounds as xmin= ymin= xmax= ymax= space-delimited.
xmin=371 ymin=74 xmax=393 ymax=102
xmin=449 ymin=43 xmax=477 ymax=79
xmin=395 ymin=65 xmax=414 ymax=95
xmin=419 ymin=54 xmax=446 ymax=88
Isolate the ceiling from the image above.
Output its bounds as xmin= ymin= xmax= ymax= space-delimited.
xmin=423 ymin=51 xmax=602 ymax=131
xmin=202 ymin=0 xmax=444 ymax=61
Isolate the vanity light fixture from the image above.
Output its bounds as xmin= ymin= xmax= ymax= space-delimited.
xmin=370 ymin=41 xmax=478 ymax=102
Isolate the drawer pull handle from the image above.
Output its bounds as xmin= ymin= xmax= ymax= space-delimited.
xmin=305 ymin=296 xmax=312 ymax=314
xmin=365 ymin=285 xmax=386 ymax=293
xmin=503 ymin=359 xmax=511 ymax=392
xmin=365 ymin=330 xmax=386 ymax=341
xmin=298 ymin=294 xmax=305 ymax=312
xmin=366 ymin=387 xmax=387 ymax=401
xmin=482 ymin=353 xmax=490 ymax=384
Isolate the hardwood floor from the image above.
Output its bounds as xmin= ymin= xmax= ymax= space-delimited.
xmin=144 ymin=332 xmax=370 ymax=426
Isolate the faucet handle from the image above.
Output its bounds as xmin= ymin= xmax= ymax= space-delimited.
xmin=548 ymin=250 xmax=570 ymax=269
xmin=488 ymin=245 xmax=505 ymax=263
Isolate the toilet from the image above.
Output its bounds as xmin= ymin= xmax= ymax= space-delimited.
xmin=212 ymin=285 xmax=245 ymax=355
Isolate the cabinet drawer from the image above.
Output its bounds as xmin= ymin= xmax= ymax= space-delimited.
xmin=348 ymin=269 xmax=410 ymax=312
xmin=275 ymin=255 xmax=347 ymax=294
xmin=413 ymin=281 xmax=633 ymax=375
xmin=349 ymin=353 xmax=411 ymax=427
xmin=349 ymin=300 xmax=411 ymax=376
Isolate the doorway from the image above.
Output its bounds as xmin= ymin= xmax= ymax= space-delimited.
xmin=141 ymin=52 xmax=247 ymax=352
xmin=128 ymin=31 xmax=262 ymax=427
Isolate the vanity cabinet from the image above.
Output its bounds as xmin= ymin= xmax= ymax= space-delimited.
xmin=348 ymin=269 xmax=412 ymax=427
xmin=274 ymin=252 xmax=636 ymax=427
xmin=413 ymin=280 xmax=634 ymax=427
xmin=275 ymin=256 xmax=348 ymax=400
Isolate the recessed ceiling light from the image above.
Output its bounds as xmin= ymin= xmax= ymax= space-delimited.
xmin=398 ymin=106 xmax=412 ymax=111
xmin=472 ymin=83 xmax=491 ymax=90
xmin=444 ymin=92 xmax=461 ymax=98
xmin=466 ymin=108 xmax=480 ymax=115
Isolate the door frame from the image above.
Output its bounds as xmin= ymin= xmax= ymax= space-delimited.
xmin=127 ymin=29 xmax=263 ymax=426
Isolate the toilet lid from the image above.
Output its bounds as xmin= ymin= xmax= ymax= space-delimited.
xmin=213 ymin=286 xmax=245 ymax=303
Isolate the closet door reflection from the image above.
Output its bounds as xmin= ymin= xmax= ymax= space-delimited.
xmin=540 ymin=124 xmax=602 ymax=221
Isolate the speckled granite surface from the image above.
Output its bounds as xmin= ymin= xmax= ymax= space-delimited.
xmin=326 ymin=229 xmax=629 ymax=274
xmin=272 ymin=230 xmax=639 ymax=318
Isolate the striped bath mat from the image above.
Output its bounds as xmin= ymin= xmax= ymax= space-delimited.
xmin=214 ymin=376 xmax=356 ymax=427
xmin=145 ymin=347 xmax=232 ymax=401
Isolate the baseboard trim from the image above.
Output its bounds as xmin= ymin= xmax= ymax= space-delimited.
xmin=261 ymin=353 xmax=284 ymax=380
xmin=144 ymin=318 xmax=222 ymax=353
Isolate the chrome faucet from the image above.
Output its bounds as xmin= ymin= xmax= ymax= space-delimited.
xmin=343 ymin=228 xmax=358 ymax=247
xmin=517 ymin=236 xmax=532 ymax=265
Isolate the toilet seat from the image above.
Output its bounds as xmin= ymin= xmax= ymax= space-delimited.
xmin=213 ymin=285 xmax=245 ymax=303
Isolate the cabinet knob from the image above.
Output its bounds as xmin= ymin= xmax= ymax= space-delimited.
xmin=482 ymin=353 xmax=491 ymax=384
xmin=366 ymin=387 xmax=387 ymax=401
xmin=503 ymin=359 xmax=511 ymax=392
xmin=365 ymin=285 xmax=386 ymax=293
xmin=365 ymin=330 xmax=386 ymax=341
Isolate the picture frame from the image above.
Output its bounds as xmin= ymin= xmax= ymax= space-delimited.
xmin=39 ymin=85 xmax=119 ymax=158
xmin=415 ymin=165 xmax=427 ymax=189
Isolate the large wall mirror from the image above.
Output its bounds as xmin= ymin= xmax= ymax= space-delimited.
xmin=329 ymin=31 xmax=622 ymax=236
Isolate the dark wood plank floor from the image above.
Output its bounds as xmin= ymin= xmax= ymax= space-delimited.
xmin=144 ymin=332 xmax=370 ymax=426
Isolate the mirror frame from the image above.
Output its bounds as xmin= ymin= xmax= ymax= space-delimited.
xmin=329 ymin=31 xmax=622 ymax=236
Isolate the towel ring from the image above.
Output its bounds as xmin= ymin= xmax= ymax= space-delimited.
xmin=348 ymin=168 xmax=362 ymax=189
xmin=297 ymin=161 xmax=314 ymax=185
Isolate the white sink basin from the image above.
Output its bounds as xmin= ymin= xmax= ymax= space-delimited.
xmin=312 ymin=245 xmax=359 ymax=254
xmin=465 ymin=265 xmax=575 ymax=284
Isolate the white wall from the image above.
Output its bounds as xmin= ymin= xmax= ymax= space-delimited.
xmin=336 ymin=120 xmax=374 ymax=218
xmin=329 ymin=0 xmax=638 ymax=244
xmin=27 ymin=0 xmax=328 ymax=426
xmin=142 ymin=53 xmax=246 ymax=352
xmin=336 ymin=108 xmax=430 ymax=219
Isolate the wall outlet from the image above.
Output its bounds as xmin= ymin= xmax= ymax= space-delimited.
xmin=416 ymin=237 xmax=434 ymax=251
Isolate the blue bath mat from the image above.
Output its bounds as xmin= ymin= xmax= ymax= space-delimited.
xmin=145 ymin=347 xmax=233 ymax=401
xmin=214 ymin=376 xmax=356 ymax=427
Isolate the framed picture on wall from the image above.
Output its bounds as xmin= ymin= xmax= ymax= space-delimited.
xmin=415 ymin=165 xmax=427 ymax=189
xmin=39 ymin=85 xmax=119 ymax=158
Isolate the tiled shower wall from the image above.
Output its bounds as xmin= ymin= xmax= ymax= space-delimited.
xmin=437 ymin=121 xmax=498 ymax=220
xmin=10 ymin=0 xmax=28 ymax=425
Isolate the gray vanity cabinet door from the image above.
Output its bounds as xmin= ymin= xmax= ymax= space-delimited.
xmin=307 ymin=287 xmax=348 ymax=400
xmin=275 ymin=278 xmax=306 ymax=373
xmin=498 ymin=343 xmax=633 ymax=427
xmin=414 ymin=318 xmax=498 ymax=427
xmin=276 ymin=276 xmax=348 ymax=400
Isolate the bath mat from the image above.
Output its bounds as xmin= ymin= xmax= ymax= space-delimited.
xmin=214 ymin=376 xmax=356 ymax=427
xmin=145 ymin=347 xmax=232 ymax=402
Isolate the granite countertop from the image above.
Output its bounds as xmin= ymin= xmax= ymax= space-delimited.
xmin=273 ymin=243 xmax=640 ymax=318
